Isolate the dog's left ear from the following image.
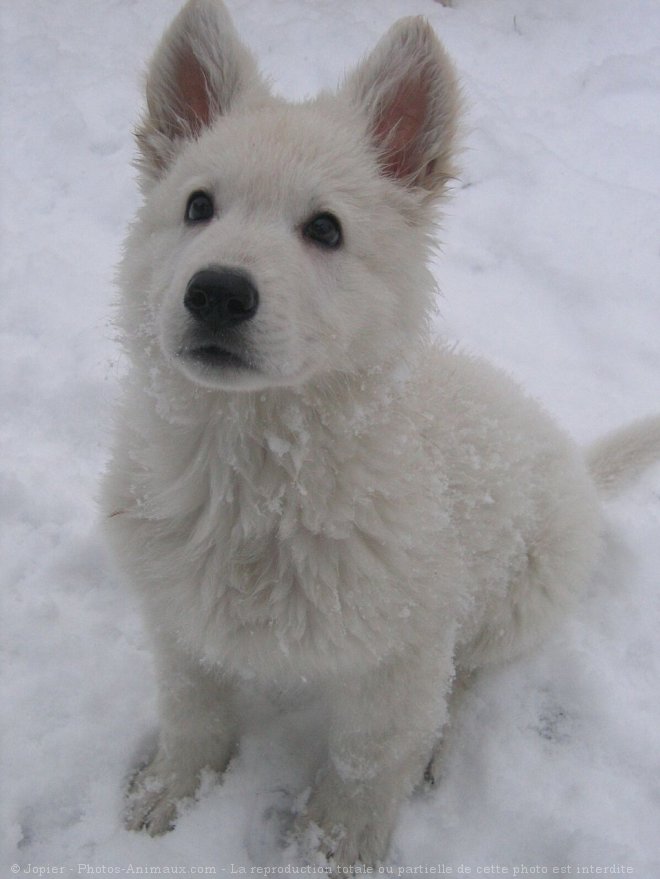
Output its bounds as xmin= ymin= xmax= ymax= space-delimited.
xmin=340 ymin=17 xmax=461 ymax=197
xmin=136 ymin=0 xmax=267 ymax=181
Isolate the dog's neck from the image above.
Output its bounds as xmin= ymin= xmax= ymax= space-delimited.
xmin=124 ymin=352 xmax=423 ymax=531
xmin=135 ymin=349 xmax=421 ymax=439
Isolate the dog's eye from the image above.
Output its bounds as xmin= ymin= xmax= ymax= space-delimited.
xmin=185 ymin=191 xmax=214 ymax=223
xmin=303 ymin=213 xmax=342 ymax=249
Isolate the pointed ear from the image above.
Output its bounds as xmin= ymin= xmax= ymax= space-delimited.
xmin=340 ymin=17 xmax=461 ymax=197
xmin=136 ymin=0 xmax=266 ymax=180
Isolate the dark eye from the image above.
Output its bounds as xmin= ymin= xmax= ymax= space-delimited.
xmin=303 ymin=212 xmax=342 ymax=249
xmin=185 ymin=190 xmax=214 ymax=223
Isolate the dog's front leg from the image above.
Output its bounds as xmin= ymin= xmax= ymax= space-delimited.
xmin=126 ymin=638 xmax=238 ymax=835
xmin=296 ymin=647 xmax=453 ymax=868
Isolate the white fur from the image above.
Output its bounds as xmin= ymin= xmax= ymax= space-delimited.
xmin=103 ymin=0 xmax=660 ymax=868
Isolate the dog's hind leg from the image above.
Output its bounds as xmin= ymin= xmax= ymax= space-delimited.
xmin=125 ymin=639 xmax=239 ymax=835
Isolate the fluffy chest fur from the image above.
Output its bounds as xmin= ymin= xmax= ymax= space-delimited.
xmin=106 ymin=363 xmax=462 ymax=683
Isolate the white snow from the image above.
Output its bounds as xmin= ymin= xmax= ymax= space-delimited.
xmin=2 ymin=0 xmax=659 ymax=875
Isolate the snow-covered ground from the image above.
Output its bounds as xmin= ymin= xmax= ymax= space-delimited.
xmin=2 ymin=0 xmax=659 ymax=875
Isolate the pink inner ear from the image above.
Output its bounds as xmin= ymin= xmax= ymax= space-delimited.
xmin=373 ymin=74 xmax=430 ymax=182
xmin=175 ymin=48 xmax=212 ymax=134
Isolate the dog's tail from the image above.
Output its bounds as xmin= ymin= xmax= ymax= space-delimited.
xmin=586 ymin=415 xmax=660 ymax=497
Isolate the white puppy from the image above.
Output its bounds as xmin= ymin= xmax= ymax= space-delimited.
xmin=103 ymin=0 xmax=660 ymax=868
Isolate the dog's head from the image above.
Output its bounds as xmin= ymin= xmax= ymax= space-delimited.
xmin=121 ymin=0 xmax=461 ymax=392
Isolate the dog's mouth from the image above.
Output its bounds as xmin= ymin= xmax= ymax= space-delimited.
xmin=182 ymin=344 xmax=251 ymax=371
xmin=173 ymin=329 xmax=279 ymax=389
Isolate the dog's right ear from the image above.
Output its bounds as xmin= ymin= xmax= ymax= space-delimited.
xmin=136 ymin=0 xmax=266 ymax=182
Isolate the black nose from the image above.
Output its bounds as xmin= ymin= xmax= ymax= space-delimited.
xmin=184 ymin=268 xmax=259 ymax=330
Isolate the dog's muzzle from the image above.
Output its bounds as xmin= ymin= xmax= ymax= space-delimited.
xmin=177 ymin=267 xmax=260 ymax=374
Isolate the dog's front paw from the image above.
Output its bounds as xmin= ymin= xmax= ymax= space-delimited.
xmin=125 ymin=757 xmax=199 ymax=835
xmin=295 ymin=772 xmax=396 ymax=870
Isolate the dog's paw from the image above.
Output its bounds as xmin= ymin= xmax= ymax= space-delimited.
xmin=124 ymin=759 xmax=197 ymax=836
xmin=295 ymin=808 xmax=392 ymax=872
xmin=294 ymin=774 xmax=396 ymax=870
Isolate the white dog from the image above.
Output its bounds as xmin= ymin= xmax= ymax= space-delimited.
xmin=103 ymin=0 xmax=660 ymax=868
